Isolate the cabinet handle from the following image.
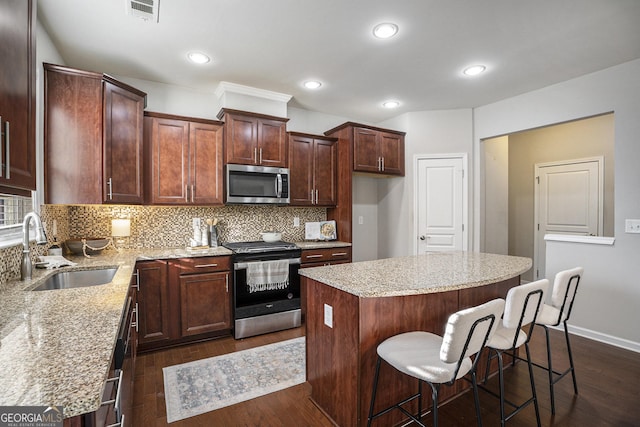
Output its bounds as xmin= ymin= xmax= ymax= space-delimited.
xmin=305 ymin=254 xmax=323 ymax=259
xmin=4 ymin=120 xmax=9 ymax=179
xmin=102 ymin=369 xmax=123 ymax=419
xmin=107 ymin=177 xmax=113 ymax=200
xmin=331 ymin=252 xmax=348 ymax=257
xmin=194 ymin=263 xmax=218 ymax=268
xmin=310 ymin=189 xmax=314 ymax=204
xmin=107 ymin=414 xmax=124 ymax=427
xmin=378 ymin=157 xmax=382 ymax=171
xmin=259 ymin=148 xmax=263 ymax=164
xmin=185 ymin=185 xmax=188 ymax=203
xmin=315 ymin=189 xmax=319 ymax=204
xmin=131 ymin=302 xmax=138 ymax=333
xmin=225 ymin=273 xmax=229 ymax=293
xmin=191 ymin=184 xmax=195 ymax=203
xmin=381 ymin=157 xmax=385 ymax=171
xmin=133 ymin=269 xmax=140 ymax=291
xmin=254 ymin=147 xmax=258 ymax=164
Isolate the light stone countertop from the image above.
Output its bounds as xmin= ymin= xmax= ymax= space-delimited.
xmin=294 ymin=240 xmax=351 ymax=250
xmin=0 ymin=240 xmax=351 ymax=419
xmin=0 ymin=246 xmax=231 ymax=419
xmin=299 ymin=251 xmax=532 ymax=298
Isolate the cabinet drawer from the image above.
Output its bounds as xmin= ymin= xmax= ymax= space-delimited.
xmin=301 ymin=247 xmax=351 ymax=264
xmin=177 ymin=256 xmax=231 ymax=273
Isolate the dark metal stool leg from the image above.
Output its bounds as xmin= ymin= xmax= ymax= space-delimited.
xmin=525 ymin=343 xmax=542 ymax=427
xmin=542 ymin=325 xmax=557 ymax=414
xmin=563 ymin=321 xmax=579 ymax=395
xmin=471 ymin=371 xmax=484 ymax=427
xmin=496 ymin=351 xmax=506 ymax=427
xmin=367 ymin=357 xmax=382 ymax=427
xmin=430 ymin=383 xmax=440 ymax=427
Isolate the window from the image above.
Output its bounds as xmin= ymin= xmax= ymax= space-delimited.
xmin=0 ymin=194 xmax=34 ymax=245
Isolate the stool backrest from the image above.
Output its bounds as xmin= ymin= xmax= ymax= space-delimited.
xmin=550 ymin=267 xmax=583 ymax=322
xmin=502 ymin=279 xmax=548 ymax=349
xmin=440 ymin=298 xmax=505 ymax=365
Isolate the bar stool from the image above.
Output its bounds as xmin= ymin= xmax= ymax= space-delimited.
xmin=480 ymin=279 xmax=548 ymax=427
xmin=533 ymin=267 xmax=583 ymax=414
xmin=367 ymin=298 xmax=505 ymax=427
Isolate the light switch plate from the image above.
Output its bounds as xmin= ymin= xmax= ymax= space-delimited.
xmin=293 ymin=217 xmax=300 ymax=227
xmin=625 ymin=219 xmax=640 ymax=233
xmin=324 ymin=304 xmax=333 ymax=328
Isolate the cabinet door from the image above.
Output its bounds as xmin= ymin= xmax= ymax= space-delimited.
xmin=44 ymin=65 xmax=103 ymax=204
xmin=137 ymin=260 xmax=171 ymax=345
xmin=147 ymin=117 xmax=190 ymax=204
xmin=103 ymin=81 xmax=145 ymax=203
xmin=0 ymin=0 xmax=36 ymax=192
xmin=190 ymin=121 xmax=224 ymax=204
xmin=313 ymin=138 xmax=338 ymax=206
xmin=288 ymin=134 xmax=314 ymax=205
xmin=179 ymin=271 xmax=230 ymax=337
xmin=353 ymin=127 xmax=380 ymax=173
xmin=380 ymin=131 xmax=404 ymax=176
xmin=257 ymin=118 xmax=287 ymax=167
xmin=224 ymin=114 xmax=258 ymax=165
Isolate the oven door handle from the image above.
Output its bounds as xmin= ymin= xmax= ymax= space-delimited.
xmin=234 ymin=258 xmax=301 ymax=270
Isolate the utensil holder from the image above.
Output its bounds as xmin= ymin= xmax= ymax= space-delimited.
xmin=208 ymin=226 xmax=218 ymax=247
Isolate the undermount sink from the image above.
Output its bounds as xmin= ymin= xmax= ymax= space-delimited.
xmin=31 ymin=268 xmax=118 ymax=291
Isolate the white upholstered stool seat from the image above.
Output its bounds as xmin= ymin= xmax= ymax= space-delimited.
xmin=367 ymin=298 xmax=505 ymax=427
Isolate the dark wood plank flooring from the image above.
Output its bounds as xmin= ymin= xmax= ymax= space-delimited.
xmin=133 ymin=326 xmax=640 ymax=426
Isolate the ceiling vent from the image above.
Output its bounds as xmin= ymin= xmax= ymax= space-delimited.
xmin=126 ymin=0 xmax=159 ymax=23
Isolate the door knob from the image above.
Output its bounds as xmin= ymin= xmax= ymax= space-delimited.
xmin=419 ymin=235 xmax=426 ymax=240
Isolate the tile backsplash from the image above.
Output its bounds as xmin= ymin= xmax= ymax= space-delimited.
xmin=0 ymin=204 xmax=326 ymax=283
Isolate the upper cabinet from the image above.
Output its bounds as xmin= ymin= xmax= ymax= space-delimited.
xmin=144 ymin=112 xmax=224 ymax=205
xmin=217 ymin=109 xmax=289 ymax=167
xmin=288 ymin=132 xmax=338 ymax=206
xmin=0 ymin=0 xmax=36 ymax=194
xmin=353 ymin=126 xmax=405 ymax=176
xmin=44 ymin=63 xmax=146 ymax=204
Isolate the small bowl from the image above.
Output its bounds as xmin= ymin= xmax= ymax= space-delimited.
xmin=65 ymin=238 xmax=110 ymax=255
xmin=260 ymin=231 xmax=282 ymax=243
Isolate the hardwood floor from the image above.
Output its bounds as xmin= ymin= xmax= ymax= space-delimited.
xmin=133 ymin=326 xmax=640 ymax=426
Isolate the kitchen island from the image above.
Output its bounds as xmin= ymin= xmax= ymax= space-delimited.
xmin=299 ymin=251 xmax=531 ymax=427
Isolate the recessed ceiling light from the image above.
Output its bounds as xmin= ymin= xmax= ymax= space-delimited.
xmin=463 ymin=65 xmax=486 ymax=76
xmin=187 ymin=51 xmax=211 ymax=64
xmin=382 ymin=100 xmax=400 ymax=109
xmin=303 ymin=80 xmax=322 ymax=89
xmin=373 ymin=23 xmax=398 ymax=39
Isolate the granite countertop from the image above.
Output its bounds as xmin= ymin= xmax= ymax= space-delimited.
xmin=295 ymin=241 xmax=351 ymax=250
xmin=0 ymin=246 xmax=231 ymax=418
xmin=299 ymin=251 xmax=532 ymax=298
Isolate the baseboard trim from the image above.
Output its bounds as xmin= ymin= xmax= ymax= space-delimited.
xmin=564 ymin=324 xmax=640 ymax=353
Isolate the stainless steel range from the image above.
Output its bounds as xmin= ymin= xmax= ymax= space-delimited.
xmin=223 ymin=241 xmax=302 ymax=339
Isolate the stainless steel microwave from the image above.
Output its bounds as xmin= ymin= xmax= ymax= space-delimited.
xmin=225 ymin=164 xmax=290 ymax=204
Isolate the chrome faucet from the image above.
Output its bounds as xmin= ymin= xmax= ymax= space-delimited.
xmin=21 ymin=211 xmax=48 ymax=280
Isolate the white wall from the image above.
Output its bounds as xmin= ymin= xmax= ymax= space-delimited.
xmin=481 ymin=136 xmax=509 ymax=254
xmin=473 ymin=59 xmax=640 ymax=350
xmin=376 ymin=110 xmax=473 ymax=259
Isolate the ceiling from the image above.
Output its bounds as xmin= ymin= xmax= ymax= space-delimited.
xmin=38 ymin=0 xmax=640 ymax=123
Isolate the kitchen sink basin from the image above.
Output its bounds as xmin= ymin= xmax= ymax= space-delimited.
xmin=32 ymin=268 xmax=118 ymax=291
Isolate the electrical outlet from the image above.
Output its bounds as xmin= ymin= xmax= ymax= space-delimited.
xmin=293 ymin=217 xmax=300 ymax=227
xmin=625 ymin=219 xmax=640 ymax=233
xmin=324 ymin=304 xmax=333 ymax=328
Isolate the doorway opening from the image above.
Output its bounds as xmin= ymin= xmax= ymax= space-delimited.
xmin=480 ymin=113 xmax=614 ymax=282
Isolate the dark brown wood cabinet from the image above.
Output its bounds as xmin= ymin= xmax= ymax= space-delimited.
xmin=301 ymin=246 xmax=352 ymax=267
xmin=353 ymin=126 xmax=405 ymax=176
xmin=145 ymin=112 xmax=224 ymax=205
xmin=136 ymin=260 xmax=171 ymax=347
xmin=137 ymin=256 xmax=231 ymax=352
xmin=44 ymin=63 xmax=146 ymax=204
xmin=218 ymin=108 xmax=289 ymax=167
xmin=324 ymin=122 xmax=406 ymax=243
xmin=288 ymin=132 xmax=338 ymax=206
xmin=0 ymin=0 xmax=36 ymax=194
xmin=175 ymin=257 xmax=231 ymax=336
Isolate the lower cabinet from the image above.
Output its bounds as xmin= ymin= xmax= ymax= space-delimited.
xmin=137 ymin=256 xmax=232 ymax=352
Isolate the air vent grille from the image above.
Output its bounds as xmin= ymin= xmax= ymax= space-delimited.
xmin=127 ymin=0 xmax=159 ymax=22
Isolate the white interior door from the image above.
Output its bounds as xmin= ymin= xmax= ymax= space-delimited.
xmin=534 ymin=158 xmax=603 ymax=279
xmin=415 ymin=156 xmax=466 ymax=253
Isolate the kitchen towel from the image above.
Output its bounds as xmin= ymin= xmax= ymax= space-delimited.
xmin=246 ymin=259 xmax=289 ymax=293
xmin=38 ymin=255 xmax=77 ymax=269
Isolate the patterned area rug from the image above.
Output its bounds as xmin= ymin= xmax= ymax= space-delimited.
xmin=163 ymin=337 xmax=305 ymax=423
